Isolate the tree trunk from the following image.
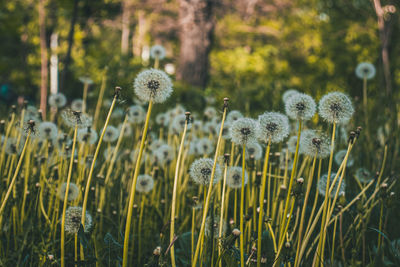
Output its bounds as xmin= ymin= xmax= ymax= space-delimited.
xmin=121 ymin=0 xmax=132 ymax=55
xmin=176 ymin=0 xmax=215 ymax=88
xmin=60 ymin=0 xmax=79 ymax=91
xmin=38 ymin=0 xmax=48 ymax=119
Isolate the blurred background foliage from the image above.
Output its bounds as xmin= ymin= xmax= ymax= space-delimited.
xmin=0 ymin=0 xmax=399 ymax=128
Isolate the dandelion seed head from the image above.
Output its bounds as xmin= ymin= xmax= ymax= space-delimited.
xmin=189 ymin=158 xmax=222 ymax=186
xmin=218 ymin=122 xmax=231 ymax=139
xmin=155 ymin=112 xmax=169 ymax=127
xmin=118 ymin=123 xmax=132 ymax=137
xmin=318 ymin=92 xmax=354 ymax=124
xmin=61 ymin=110 xmax=92 ymax=129
xmin=355 ymin=62 xmax=376 ymax=80
xmin=300 ymin=129 xmax=331 ymax=158
xmin=196 ymin=138 xmax=214 ymax=155
xmin=149 ymin=139 xmax=165 ymax=152
xmin=334 ymin=149 xmax=354 ymax=167
xmin=230 ymin=118 xmax=258 ymax=146
xmin=64 ymin=206 xmax=92 ymax=234
xmin=171 ymin=114 xmax=190 ymax=134
xmin=226 ymin=110 xmax=243 ymax=123
xmin=5 ymin=138 xmax=22 ymax=155
xmin=355 ymin=168 xmax=372 ymax=183
xmin=58 ymin=182 xmax=79 ymax=202
xmin=134 ymin=69 xmax=173 ymax=103
xmin=245 ymin=142 xmax=262 ymax=160
xmin=79 ymin=76 xmax=94 ymax=85
xmin=257 ymin=112 xmax=290 ymax=143
xmin=287 ymin=136 xmax=298 ymax=154
xmin=48 ymin=93 xmax=67 ymax=108
xmin=285 ymin=93 xmax=316 ymax=121
xmin=204 ymin=107 xmax=217 ymax=119
xmin=136 ymin=174 xmax=154 ymax=193
xmin=38 ymin=122 xmax=58 ymax=141
xmin=71 ymin=99 xmax=83 ymax=112
xmin=150 ymin=45 xmax=166 ymax=60
xmin=127 ymin=105 xmax=146 ymax=124
xmin=226 ymin=166 xmax=248 ymax=189
xmin=203 ymin=121 xmax=218 ymax=135
xmin=282 ymin=89 xmax=299 ymax=103
xmin=77 ymin=128 xmax=98 ymax=145
xmin=102 ymin=126 xmax=119 ymax=143
xmin=317 ymin=172 xmax=346 ymax=197
xmin=205 ymin=215 xmax=227 ymax=238
xmin=154 ymin=144 xmax=174 ymax=165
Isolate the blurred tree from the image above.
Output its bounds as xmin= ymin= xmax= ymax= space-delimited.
xmin=176 ymin=0 xmax=215 ymax=88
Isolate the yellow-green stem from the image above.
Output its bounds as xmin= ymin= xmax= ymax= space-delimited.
xmin=61 ymin=125 xmax=78 ymax=267
xmin=257 ymin=139 xmax=271 ymax=267
xmin=170 ymin=119 xmax=189 ymax=266
xmin=122 ymin=100 xmax=153 ymax=267
xmin=192 ymin=105 xmax=227 ymax=267
xmin=240 ymin=145 xmax=246 ymax=267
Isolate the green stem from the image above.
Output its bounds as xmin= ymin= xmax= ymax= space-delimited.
xmin=257 ymin=139 xmax=271 ymax=267
xmin=240 ymin=145 xmax=246 ymax=267
xmin=122 ymin=100 xmax=153 ymax=267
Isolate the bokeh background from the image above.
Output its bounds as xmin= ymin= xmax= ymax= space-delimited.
xmin=1 ymin=0 xmax=399 ymax=114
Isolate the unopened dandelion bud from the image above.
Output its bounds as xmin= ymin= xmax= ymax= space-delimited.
xmin=232 ymin=228 xmax=241 ymax=236
xmin=224 ymin=153 xmax=230 ymax=164
xmin=153 ymin=246 xmax=161 ymax=255
xmin=285 ymin=241 xmax=291 ymax=248
xmin=223 ymin=97 xmax=229 ymax=108
xmin=380 ymin=183 xmax=388 ymax=189
xmin=297 ymin=177 xmax=304 ymax=184
xmin=23 ymin=100 xmax=28 ymax=109
xmin=11 ymin=105 xmax=16 ymax=113
xmin=185 ymin=111 xmax=191 ymax=121
xmin=355 ymin=126 xmax=362 ymax=137
xmin=0 ymin=120 xmax=5 ymax=133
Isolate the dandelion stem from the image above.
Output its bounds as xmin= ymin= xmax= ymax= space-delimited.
xmin=218 ymin=160 xmax=229 ymax=267
xmin=80 ymin=95 xmax=117 ymax=260
xmin=192 ymin=102 xmax=227 ymax=267
xmin=61 ymin=124 xmax=78 ymax=267
xmin=170 ymin=117 xmax=189 ymax=267
xmin=257 ymin=139 xmax=271 ymax=267
xmin=122 ymin=100 xmax=153 ymax=267
xmin=240 ymin=144 xmax=246 ymax=267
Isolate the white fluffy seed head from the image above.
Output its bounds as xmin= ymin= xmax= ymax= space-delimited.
xmin=61 ymin=110 xmax=92 ymax=129
xmin=136 ymin=174 xmax=154 ymax=193
xmin=218 ymin=122 xmax=231 ymax=139
xmin=257 ymin=112 xmax=290 ymax=144
xmin=150 ymin=45 xmax=166 ymax=60
xmin=205 ymin=215 xmax=227 ymax=238
xmin=317 ymin=173 xmax=346 ymax=198
xmin=226 ymin=166 xmax=248 ymax=189
xmin=71 ymin=99 xmax=83 ymax=112
xmin=355 ymin=62 xmax=376 ymax=80
xmin=285 ymin=93 xmax=316 ymax=121
xmin=64 ymin=206 xmax=92 ymax=234
xmin=153 ymin=144 xmax=174 ymax=165
xmin=196 ymin=138 xmax=214 ymax=155
xmin=77 ymin=128 xmax=98 ymax=144
xmin=102 ymin=125 xmax=119 ymax=143
xmin=38 ymin=122 xmax=58 ymax=141
xmin=134 ymin=69 xmax=173 ymax=103
xmin=300 ymin=129 xmax=331 ymax=158
xmin=48 ymin=93 xmax=67 ymax=108
xmin=334 ymin=149 xmax=354 ymax=167
xmin=203 ymin=121 xmax=218 ymax=135
xmin=58 ymin=182 xmax=79 ymax=202
xmin=171 ymin=114 xmax=190 ymax=134
xmin=226 ymin=110 xmax=243 ymax=123
xmin=282 ymin=89 xmax=299 ymax=103
xmin=189 ymin=158 xmax=222 ymax=186
xmin=245 ymin=142 xmax=263 ymax=160
xmin=355 ymin=168 xmax=372 ymax=183
xmin=287 ymin=136 xmax=298 ymax=154
xmin=155 ymin=112 xmax=169 ymax=127
xmin=230 ymin=118 xmax=258 ymax=146
xmin=318 ymin=92 xmax=354 ymax=124
xmin=204 ymin=107 xmax=217 ymax=119
xmin=127 ymin=105 xmax=146 ymax=124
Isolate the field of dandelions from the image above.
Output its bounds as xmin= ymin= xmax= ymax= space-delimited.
xmin=0 ymin=45 xmax=398 ymax=267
